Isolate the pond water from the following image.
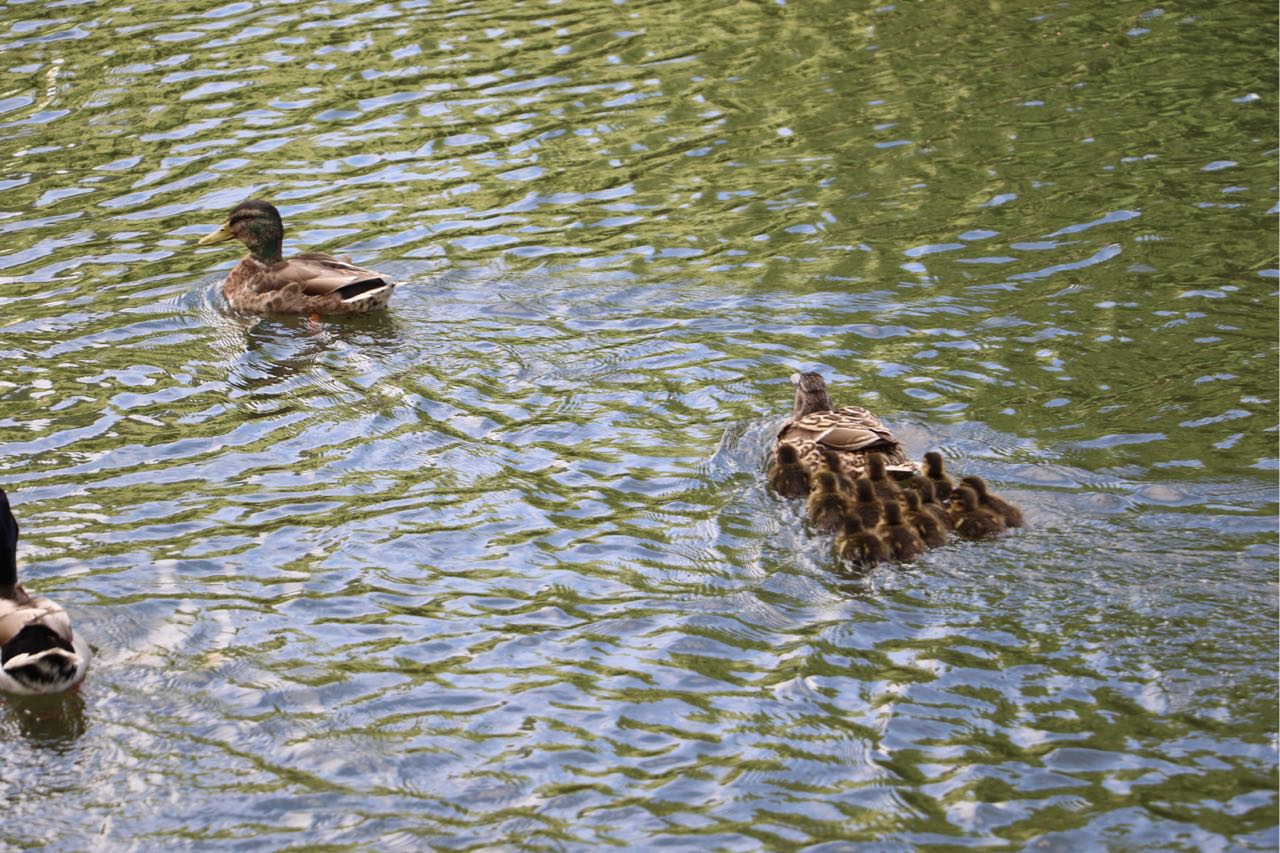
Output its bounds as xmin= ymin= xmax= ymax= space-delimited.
xmin=0 ymin=0 xmax=1275 ymax=848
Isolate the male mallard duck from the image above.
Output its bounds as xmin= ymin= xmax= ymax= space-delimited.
xmin=922 ymin=451 xmax=955 ymax=502
xmin=767 ymin=443 xmax=811 ymax=498
xmin=198 ymin=200 xmax=396 ymax=315
xmin=879 ymin=500 xmax=926 ymax=562
xmin=806 ymin=471 xmax=848 ymax=534
xmin=903 ymin=490 xmax=950 ymax=548
xmin=949 ymin=485 xmax=1007 ymax=540
xmin=850 ymin=478 xmax=884 ymax=530
xmin=834 ymin=515 xmax=890 ymax=569
xmin=959 ymin=475 xmax=1024 ymax=528
xmin=775 ymin=372 xmax=917 ymax=483
xmin=0 ymin=490 xmax=89 ymax=695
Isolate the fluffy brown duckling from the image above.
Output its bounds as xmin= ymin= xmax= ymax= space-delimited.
xmin=768 ymin=443 xmax=811 ymax=498
xmin=865 ymin=452 xmax=900 ymax=502
xmin=879 ymin=500 xmax=926 ymax=562
xmin=949 ymin=485 xmax=1007 ymax=540
xmin=834 ymin=515 xmax=890 ymax=569
xmin=910 ymin=475 xmax=954 ymax=531
xmin=850 ymin=478 xmax=883 ymax=530
xmin=806 ymin=472 xmax=848 ymax=534
xmin=922 ymin=451 xmax=955 ymax=502
xmin=903 ymin=490 xmax=950 ymax=548
xmin=198 ymin=200 xmax=397 ymax=315
xmin=959 ymin=475 xmax=1024 ymax=528
xmin=820 ymin=447 xmax=855 ymax=494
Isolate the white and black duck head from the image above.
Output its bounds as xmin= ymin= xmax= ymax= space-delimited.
xmin=0 ymin=489 xmax=89 ymax=695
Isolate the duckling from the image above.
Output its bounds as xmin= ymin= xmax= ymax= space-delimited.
xmin=959 ymin=475 xmax=1024 ymax=528
xmin=850 ymin=478 xmax=884 ymax=530
xmin=0 ymin=489 xmax=90 ymax=695
xmin=833 ymin=515 xmax=890 ymax=570
xmin=949 ymin=485 xmax=1007 ymax=540
xmin=922 ymin=451 xmax=955 ymax=502
xmin=767 ymin=443 xmax=811 ymax=498
xmin=819 ymin=447 xmax=855 ymax=494
xmin=806 ymin=471 xmax=848 ymax=534
xmin=879 ymin=500 xmax=927 ymax=562
xmin=865 ymin=452 xmax=900 ymax=502
xmin=198 ymin=200 xmax=397 ymax=315
xmin=903 ymin=490 xmax=950 ymax=548
xmin=774 ymin=372 xmax=918 ymax=484
xmin=910 ymin=475 xmax=954 ymax=531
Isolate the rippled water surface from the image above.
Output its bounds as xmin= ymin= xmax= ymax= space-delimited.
xmin=0 ymin=0 xmax=1275 ymax=848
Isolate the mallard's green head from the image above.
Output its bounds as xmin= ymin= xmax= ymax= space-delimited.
xmin=198 ymin=199 xmax=284 ymax=264
xmin=790 ymin=372 xmax=833 ymax=417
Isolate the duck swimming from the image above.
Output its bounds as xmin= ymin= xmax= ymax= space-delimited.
xmin=834 ymin=515 xmax=890 ymax=570
xmin=865 ymin=452 xmax=901 ymax=502
xmin=0 ymin=489 xmax=89 ymax=695
xmin=949 ymin=485 xmax=1007 ymax=540
xmin=850 ymin=478 xmax=884 ymax=530
xmin=959 ymin=475 xmax=1024 ymax=528
xmin=879 ymin=500 xmax=926 ymax=562
xmin=922 ymin=451 xmax=958 ymax=503
xmin=198 ymin=200 xmax=397 ymax=315
xmin=910 ymin=475 xmax=953 ymax=532
xmin=767 ymin=443 xmax=811 ymax=498
xmin=903 ymin=490 xmax=950 ymax=548
xmin=806 ymin=471 xmax=848 ymax=534
xmin=775 ymin=372 xmax=917 ymax=483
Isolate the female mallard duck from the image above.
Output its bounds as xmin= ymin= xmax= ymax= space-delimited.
xmin=197 ymin=200 xmax=396 ymax=315
xmin=949 ymin=485 xmax=1007 ymax=540
xmin=767 ymin=443 xmax=811 ymax=498
xmin=834 ymin=515 xmax=890 ymax=570
xmin=805 ymin=471 xmax=848 ymax=534
xmin=775 ymin=372 xmax=917 ymax=483
xmin=879 ymin=500 xmax=926 ymax=562
xmin=0 ymin=489 xmax=89 ymax=694
xmin=959 ymin=475 xmax=1024 ymax=528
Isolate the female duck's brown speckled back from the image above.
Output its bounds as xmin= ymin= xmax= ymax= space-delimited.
xmin=774 ymin=372 xmax=917 ymax=484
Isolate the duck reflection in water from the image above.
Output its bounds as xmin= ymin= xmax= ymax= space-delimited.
xmin=223 ymin=310 xmax=406 ymax=396
xmin=4 ymin=689 xmax=88 ymax=747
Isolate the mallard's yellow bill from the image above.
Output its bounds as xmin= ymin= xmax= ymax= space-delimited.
xmin=197 ymin=222 xmax=234 ymax=245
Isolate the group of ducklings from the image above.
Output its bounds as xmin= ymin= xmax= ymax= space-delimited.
xmin=768 ymin=373 xmax=1023 ymax=570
